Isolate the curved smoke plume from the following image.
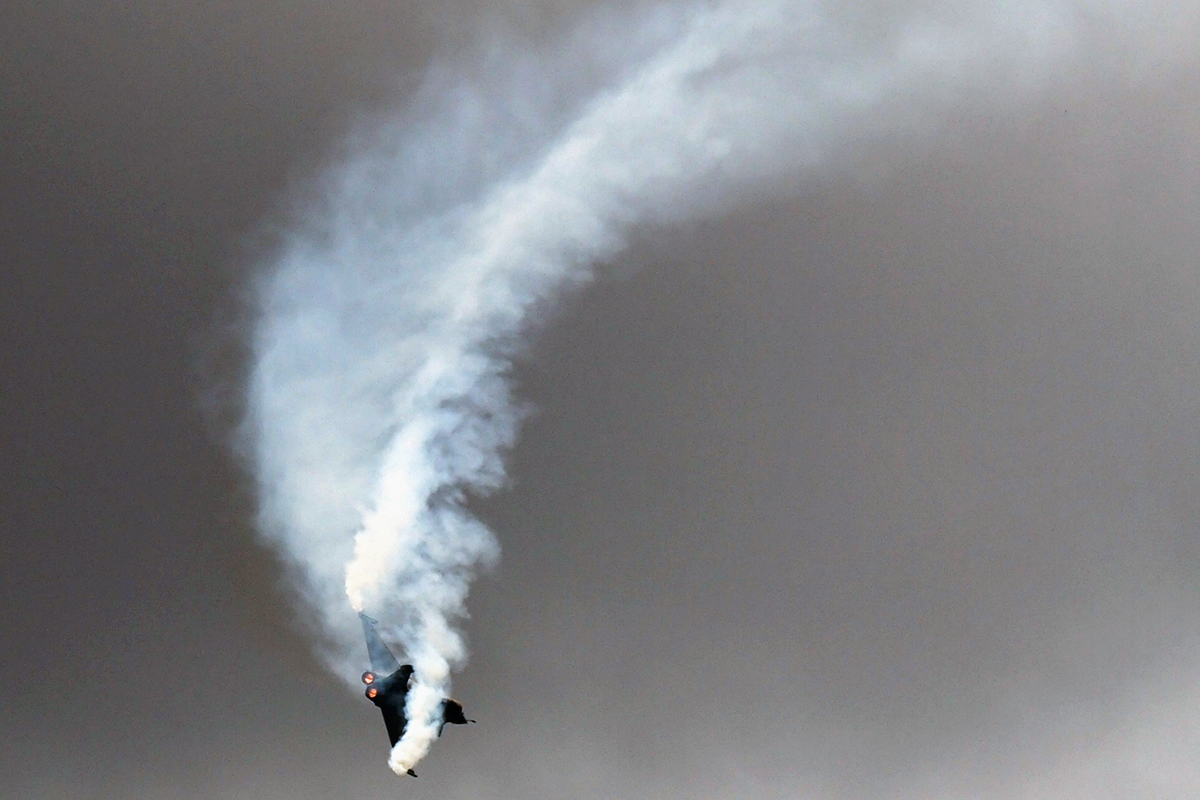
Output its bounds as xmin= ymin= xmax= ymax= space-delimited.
xmin=241 ymin=0 xmax=1189 ymax=776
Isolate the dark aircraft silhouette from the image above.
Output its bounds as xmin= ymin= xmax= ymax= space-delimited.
xmin=358 ymin=613 xmax=475 ymax=777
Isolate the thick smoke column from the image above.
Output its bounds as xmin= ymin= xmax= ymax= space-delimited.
xmin=243 ymin=0 xmax=1186 ymax=776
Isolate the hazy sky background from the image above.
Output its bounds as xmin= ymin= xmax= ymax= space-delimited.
xmin=4 ymin=1 xmax=1200 ymax=798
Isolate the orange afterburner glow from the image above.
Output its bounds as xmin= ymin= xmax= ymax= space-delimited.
xmin=362 ymin=671 xmax=375 ymax=684
xmin=366 ymin=686 xmax=379 ymax=699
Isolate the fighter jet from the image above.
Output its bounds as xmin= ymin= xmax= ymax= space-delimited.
xmin=358 ymin=613 xmax=475 ymax=777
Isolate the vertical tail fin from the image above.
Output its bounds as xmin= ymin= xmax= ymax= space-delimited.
xmin=359 ymin=613 xmax=402 ymax=675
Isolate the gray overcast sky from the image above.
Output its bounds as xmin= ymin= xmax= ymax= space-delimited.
xmin=4 ymin=1 xmax=1200 ymax=798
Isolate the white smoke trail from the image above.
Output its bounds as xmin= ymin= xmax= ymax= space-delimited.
xmin=243 ymin=0 xmax=1192 ymax=776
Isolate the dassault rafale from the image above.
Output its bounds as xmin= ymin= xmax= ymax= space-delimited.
xmin=358 ymin=613 xmax=474 ymax=777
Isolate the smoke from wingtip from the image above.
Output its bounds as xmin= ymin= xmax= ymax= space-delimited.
xmin=241 ymin=0 xmax=1186 ymax=776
